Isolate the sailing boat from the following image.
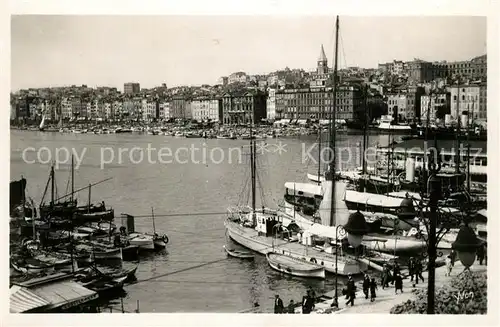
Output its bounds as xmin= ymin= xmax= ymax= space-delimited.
xmin=39 ymin=164 xmax=78 ymax=219
xmin=39 ymin=113 xmax=46 ymax=131
xmin=224 ymin=16 xmax=366 ymax=276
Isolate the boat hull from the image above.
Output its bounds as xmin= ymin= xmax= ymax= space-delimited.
xmin=128 ymin=233 xmax=155 ymax=250
xmin=93 ymin=248 xmax=123 ymax=261
xmin=267 ymin=253 xmax=325 ymax=279
xmin=223 ymin=245 xmax=254 ymax=259
xmin=225 ymin=219 xmax=364 ymax=275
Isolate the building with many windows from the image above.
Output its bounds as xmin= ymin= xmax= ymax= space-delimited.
xmin=191 ymin=97 xmax=223 ymax=122
xmin=124 ymin=82 xmax=140 ymax=94
xmin=420 ymin=92 xmax=451 ymax=125
xmin=275 ymin=84 xmax=363 ymax=122
xmin=449 ymin=84 xmax=482 ymax=122
xmin=221 ymin=89 xmax=267 ymax=125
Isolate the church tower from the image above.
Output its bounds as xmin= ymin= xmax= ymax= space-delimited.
xmin=317 ymin=44 xmax=328 ymax=75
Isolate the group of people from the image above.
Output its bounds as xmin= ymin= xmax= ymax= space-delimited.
xmin=273 ymin=289 xmax=316 ymax=314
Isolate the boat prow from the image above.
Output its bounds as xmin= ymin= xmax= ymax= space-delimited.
xmin=266 ymin=252 xmax=326 ymax=279
xmin=223 ymin=245 xmax=255 ymax=259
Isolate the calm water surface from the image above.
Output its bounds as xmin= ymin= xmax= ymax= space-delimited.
xmin=10 ymin=130 xmax=392 ymax=313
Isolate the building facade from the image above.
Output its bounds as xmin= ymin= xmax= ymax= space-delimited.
xmin=449 ymin=84 xmax=480 ymax=121
xmin=191 ymin=97 xmax=223 ymax=122
xmin=222 ymin=90 xmax=267 ymax=125
xmin=420 ymin=92 xmax=451 ymax=125
xmin=266 ymin=88 xmax=276 ymax=120
xmin=275 ymin=85 xmax=363 ymax=122
xmin=159 ymin=101 xmax=170 ymax=120
xmin=124 ymin=83 xmax=140 ymax=94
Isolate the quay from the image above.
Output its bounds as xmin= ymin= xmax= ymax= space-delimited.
xmin=293 ymin=260 xmax=487 ymax=314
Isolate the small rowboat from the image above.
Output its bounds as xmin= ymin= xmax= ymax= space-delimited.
xmin=223 ymin=245 xmax=254 ymax=259
xmin=266 ymin=252 xmax=326 ymax=279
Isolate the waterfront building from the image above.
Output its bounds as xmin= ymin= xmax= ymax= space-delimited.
xmin=124 ymin=82 xmax=140 ymax=94
xmin=70 ymin=97 xmax=84 ymax=120
xmin=142 ymin=98 xmax=158 ymax=121
xmin=420 ymin=92 xmax=451 ymax=125
xmin=10 ymin=103 xmax=16 ymax=120
xmin=191 ymin=97 xmax=223 ymax=122
xmin=103 ymin=102 xmax=113 ymax=120
xmin=61 ymin=97 xmax=72 ymax=120
xmin=159 ymin=101 xmax=171 ymax=120
xmin=266 ymin=88 xmax=277 ymax=120
xmin=386 ymin=86 xmax=424 ymax=122
xmin=221 ymin=89 xmax=267 ymax=125
xmin=448 ymin=84 xmax=480 ymax=120
xmin=275 ymin=84 xmax=363 ymax=122
xmin=170 ymin=96 xmax=193 ymax=119
xmin=112 ymin=100 xmax=123 ymax=120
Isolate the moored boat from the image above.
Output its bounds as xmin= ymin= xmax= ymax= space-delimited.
xmin=266 ymin=252 xmax=325 ymax=279
xmin=223 ymin=245 xmax=254 ymax=259
xmin=127 ymin=233 xmax=155 ymax=251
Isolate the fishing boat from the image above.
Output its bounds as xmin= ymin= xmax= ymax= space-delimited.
xmin=11 ymin=258 xmax=56 ymax=275
xmin=78 ymin=275 xmax=127 ymax=298
xmin=223 ymin=245 xmax=254 ymax=259
xmin=75 ymin=202 xmax=107 ymax=214
xmin=93 ymin=247 xmax=123 ymax=261
xmin=74 ymin=209 xmax=115 ymax=224
xmin=266 ymin=252 xmax=325 ymax=279
xmin=94 ymin=263 xmax=138 ymax=283
xmin=127 ymin=233 xmax=155 ymax=251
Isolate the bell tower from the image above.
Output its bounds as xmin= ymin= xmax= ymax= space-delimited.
xmin=317 ymin=44 xmax=328 ymax=75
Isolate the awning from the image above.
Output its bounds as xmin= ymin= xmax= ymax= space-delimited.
xmin=319 ymin=120 xmax=330 ymax=125
xmin=27 ymin=279 xmax=97 ymax=311
xmin=477 ymin=209 xmax=487 ymax=219
xmin=10 ymin=285 xmax=50 ymax=313
xmin=297 ymin=119 xmax=308 ymax=125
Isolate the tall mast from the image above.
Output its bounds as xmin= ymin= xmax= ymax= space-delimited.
xmin=71 ymin=155 xmax=75 ymax=203
xmin=151 ymin=207 xmax=156 ymax=234
xmin=250 ymin=122 xmax=256 ymax=225
xmin=455 ymin=84 xmax=461 ymax=174
xmin=50 ymin=165 xmax=55 ymax=207
xmin=362 ymin=84 xmax=369 ymax=192
xmin=317 ymin=127 xmax=322 ymax=184
xmin=88 ymin=183 xmax=91 ymax=213
xmin=328 ymin=15 xmax=339 ymax=227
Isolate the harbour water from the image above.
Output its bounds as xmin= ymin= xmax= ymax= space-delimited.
xmin=10 ymin=130 xmax=392 ymax=313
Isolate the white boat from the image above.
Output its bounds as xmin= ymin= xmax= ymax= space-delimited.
xmin=266 ymin=252 xmax=325 ymax=279
xmin=128 ymin=233 xmax=155 ymax=250
xmin=39 ymin=114 xmax=46 ymax=131
xmin=224 ymin=207 xmax=366 ymax=276
xmin=223 ymin=245 xmax=254 ymax=259
xmin=377 ymin=116 xmax=412 ymax=131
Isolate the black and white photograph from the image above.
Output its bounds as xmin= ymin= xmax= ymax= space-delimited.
xmin=7 ymin=7 xmax=496 ymax=320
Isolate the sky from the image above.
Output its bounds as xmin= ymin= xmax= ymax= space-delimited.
xmin=11 ymin=15 xmax=487 ymax=91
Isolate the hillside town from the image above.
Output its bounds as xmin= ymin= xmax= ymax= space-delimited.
xmin=11 ymin=46 xmax=487 ymax=129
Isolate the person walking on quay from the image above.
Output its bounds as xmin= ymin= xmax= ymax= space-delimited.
xmin=477 ymin=243 xmax=485 ymax=265
xmin=381 ymin=265 xmax=390 ymax=289
xmin=394 ymin=273 xmax=403 ymax=294
xmin=413 ymin=258 xmax=425 ymax=286
xmin=287 ymin=300 xmax=295 ymax=314
xmin=362 ymin=274 xmax=370 ymax=299
xmin=408 ymin=257 xmax=415 ymax=282
xmin=393 ymin=263 xmax=401 ymax=283
xmin=370 ymin=278 xmax=377 ymax=302
xmin=302 ymin=290 xmax=315 ymax=314
xmin=274 ymin=295 xmax=284 ymax=314
xmin=445 ymin=254 xmax=453 ymax=277
xmin=345 ymin=275 xmax=356 ymax=307
xmin=450 ymin=250 xmax=457 ymax=267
